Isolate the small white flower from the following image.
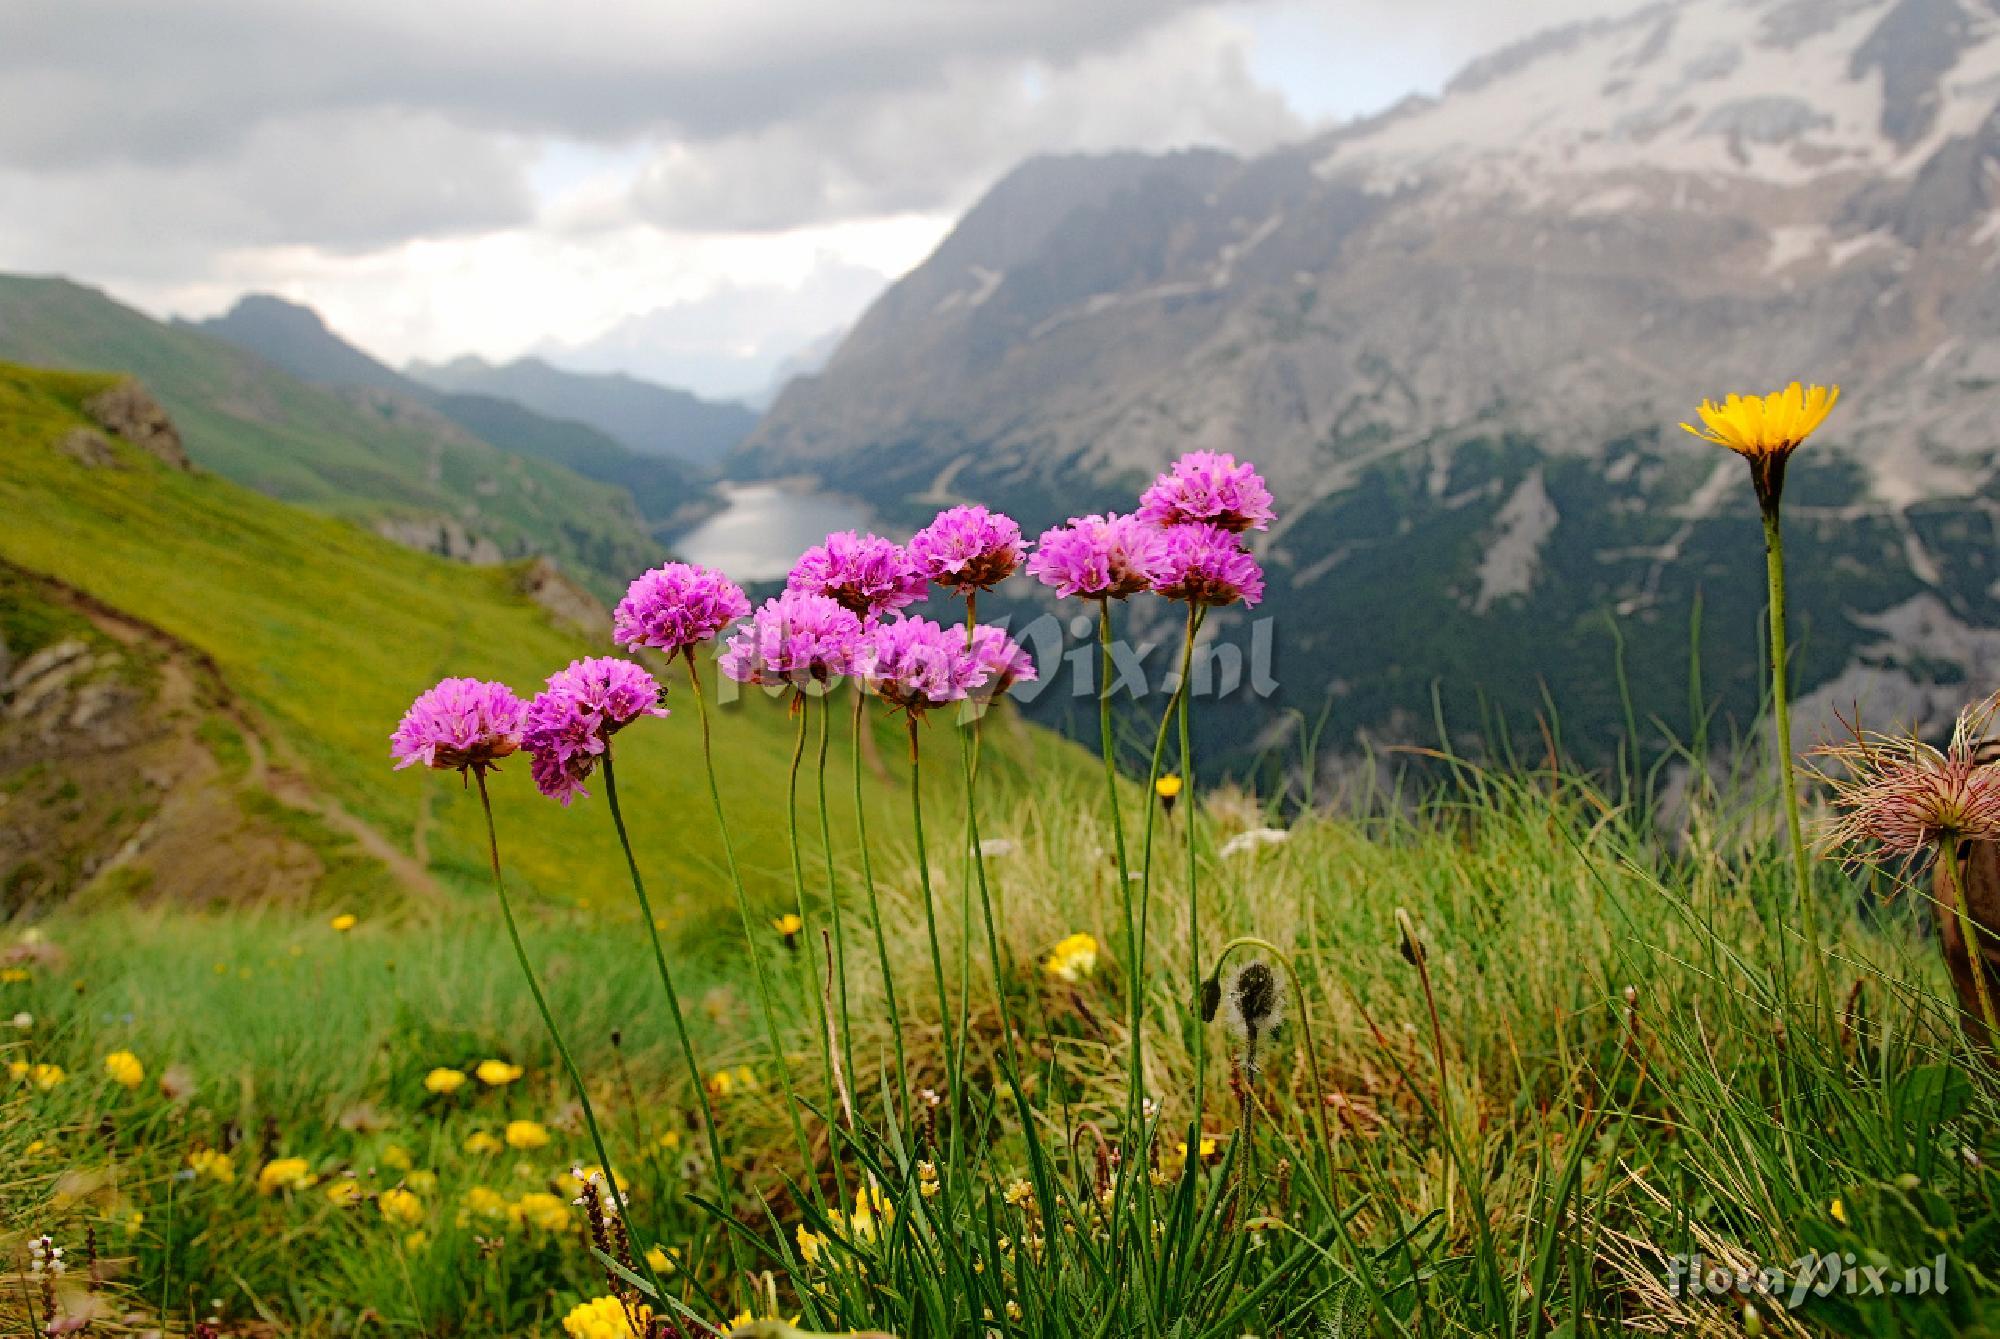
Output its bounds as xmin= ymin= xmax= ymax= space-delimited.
xmin=10 ymin=1012 xmax=30 ymax=1030
xmin=978 ymin=838 xmax=1016 ymax=858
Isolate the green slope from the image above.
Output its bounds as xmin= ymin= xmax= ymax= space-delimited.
xmin=0 ymin=361 xmax=1075 ymax=927
xmin=0 ymin=275 xmax=656 ymax=594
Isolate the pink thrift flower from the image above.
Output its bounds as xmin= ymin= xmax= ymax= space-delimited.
xmin=613 ymin=563 xmax=750 ymax=658
xmin=1138 ymin=451 xmax=1275 ymax=533
xmin=968 ymin=625 xmax=1038 ymax=701
xmin=391 ymin=678 xmax=528 ymax=774
xmin=522 ymin=658 xmax=667 ymax=805
xmin=787 ymin=531 xmax=928 ymax=618
xmin=858 ymin=617 xmax=978 ymax=716
xmin=716 ymin=592 xmax=864 ymax=690
xmin=1025 ymin=512 xmax=1169 ymax=600
xmin=909 ymin=505 xmax=1026 ymax=594
xmin=1155 ymin=523 xmax=1265 ymax=608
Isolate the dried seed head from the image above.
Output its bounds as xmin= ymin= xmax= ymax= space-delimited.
xmin=1221 ymin=959 xmax=1283 ymax=1045
xmin=1395 ymin=908 xmax=1425 ymax=966
xmin=1198 ymin=973 xmax=1222 ymax=1024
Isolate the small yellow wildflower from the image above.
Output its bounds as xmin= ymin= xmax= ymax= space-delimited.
xmin=103 ymin=1050 xmax=145 ymax=1089
xmin=378 ymin=1187 xmax=423 ymax=1225
xmin=324 ymin=1176 xmax=365 ymax=1208
xmin=0 ymin=967 xmax=29 ymax=983
xmin=1042 ymin=932 xmax=1099 ymax=983
xmin=188 ymin=1148 xmax=236 ymax=1184
xmin=561 ymin=1295 xmax=650 ymax=1339
xmin=329 ymin=913 xmax=358 ymax=932
xmin=423 ymin=1067 xmax=467 ymax=1095
xmin=403 ymin=1230 xmax=429 ymax=1251
xmin=707 ymin=1065 xmax=757 ymax=1097
xmin=847 ymin=1182 xmax=893 ymax=1240
xmin=645 ymin=1244 xmax=679 ymax=1274
xmin=504 ymin=1119 xmax=551 ymax=1151
xmin=475 ymin=1059 xmax=522 ymax=1086
xmin=511 ymin=1191 xmax=570 ymax=1231
xmin=918 ymin=1160 xmax=940 ymax=1200
xmin=406 ymin=1169 xmax=437 ymax=1194
xmin=1156 ymin=773 xmax=1184 ymax=801
xmin=1831 ymin=1197 xmax=1848 ymax=1225
xmin=726 ymin=1311 xmax=799 ymax=1330
xmin=656 ymin=1129 xmax=682 ymax=1152
xmin=1680 ymin=382 xmax=1839 ymax=506
xmin=796 ymin=1223 xmax=828 ymax=1263
xmin=462 ymin=1186 xmax=508 ymax=1220
xmin=1003 ymin=1178 xmax=1034 ymax=1208
xmin=381 ymin=1143 xmax=413 ymax=1171
xmin=257 ymin=1157 xmax=314 ymax=1195
xmin=28 ymin=1063 xmax=66 ymax=1091
xmin=772 ymin=913 xmax=804 ymax=950
xmin=464 ymin=1130 xmax=505 ymax=1156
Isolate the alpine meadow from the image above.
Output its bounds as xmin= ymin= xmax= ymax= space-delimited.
xmin=9 ymin=2 xmax=2000 ymax=1337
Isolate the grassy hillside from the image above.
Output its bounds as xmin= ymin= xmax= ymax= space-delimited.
xmin=0 ymin=276 xmax=659 ymax=592
xmin=0 ymin=360 xmax=1072 ymax=927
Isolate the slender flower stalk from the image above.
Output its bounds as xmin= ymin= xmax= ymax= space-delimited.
xmin=815 ymin=692 xmax=859 ymax=1118
xmin=597 ymin=746 xmax=742 ymax=1289
xmin=850 ymin=687 xmax=909 ymax=1108
xmin=1683 ymin=382 xmax=1839 ymax=1013
xmin=472 ymin=770 xmax=667 ymax=1303
xmin=787 ymin=695 xmax=853 ymax=1211
xmin=681 ymin=649 xmax=823 ymax=1192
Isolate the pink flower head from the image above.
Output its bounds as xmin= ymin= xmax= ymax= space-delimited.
xmin=1814 ymin=697 xmax=2000 ymax=858
xmin=968 ymin=625 xmax=1038 ymax=701
xmin=787 ymin=531 xmax=928 ymax=618
xmin=716 ymin=592 xmax=864 ymax=690
xmin=391 ymin=678 xmax=527 ymax=774
xmin=1025 ymin=512 xmax=1169 ymax=600
xmin=1155 ymin=523 xmax=1264 ymax=608
xmin=1138 ymin=451 xmax=1274 ymax=533
xmin=522 ymin=657 xmax=667 ymax=805
xmin=909 ymin=505 xmax=1026 ymax=594
xmin=613 ymin=562 xmax=750 ymax=658
xmin=858 ymin=617 xmax=978 ymax=716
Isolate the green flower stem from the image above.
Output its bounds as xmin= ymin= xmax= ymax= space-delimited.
xmin=681 ymin=651 xmax=823 ymax=1195
xmin=1762 ymin=502 xmax=1832 ymax=1016
xmin=597 ymin=745 xmax=742 ymax=1291
xmin=472 ymin=768 xmax=666 ymax=1303
xmin=1179 ymin=606 xmax=1206 ymax=1137
xmin=851 ymin=688 xmax=910 ymax=1114
xmin=815 ymin=691 xmax=858 ymax=1119
xmin=1939 ymin=832 xmax=2000 ymax=1049
xmin=1099 ymin=603 xmax=1141 ymax=1117
xmin=788 ymin=698 xmax=851 ymax=1210
xmin=906 ymin=715 xmax=964 ymax=1129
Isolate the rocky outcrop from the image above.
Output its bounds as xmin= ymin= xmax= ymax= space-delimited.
xmin=513 ymin=557 xmax=610 ymax=641
xmin=372 ymin=515 xmax=506 ymax=565
xmin=82 ymin=378 xmax=192 ymax=471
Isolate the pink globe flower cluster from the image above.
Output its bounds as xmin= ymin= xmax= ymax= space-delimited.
xmin=614 ymin=562 xmax=751 ymax=659
xmin=522 ymin=657 xmax=669 ymax=805
xmin=908 ymin=505 xmax=1025 ymax=593
xmin=390 ymin=678 xmax=528 ymax=774
xmin=787 ymin=531 xmax=930 ymax=618
xmin=1029 ymin=452 xmax=1270 ymax=608
xmin=717 ymin=591 xmax=865 ymax=688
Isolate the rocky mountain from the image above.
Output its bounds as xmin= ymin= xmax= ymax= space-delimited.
xmin=193 ymin=295 xmax=718 ymax=535
xmin=409 ymin=355 xmax=758 ymax=467
xmin=739 ymin=0 xmax=2000 ymax=782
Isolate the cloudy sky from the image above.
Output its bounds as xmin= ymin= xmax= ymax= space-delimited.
xmin=0 ymin=0 xmax=1617 ymax=400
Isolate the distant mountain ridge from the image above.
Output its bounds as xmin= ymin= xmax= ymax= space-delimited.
xmin=192 ymin=295 xmax=718 ymax=535
xmin=737 ymin=0 xmax=2000 ymax=778
xmin=0 ymin=275 xmax=658 ymax=596
xmin=409 ymin=355 xmax=758 ymax=468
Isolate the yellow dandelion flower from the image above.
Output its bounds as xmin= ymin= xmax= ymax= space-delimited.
xmin=475 ymin=1059 xmax=522 ymax=1086
xmin=1156 ymin=773 xmax=1184 ymax=799
xmin=102 ymin=1050 xmax=145 ymax=1089
xmin=1680 ymin=382 xmax=1839 ymax=507
xmin=378 ymin=1187 xmax=423 ymax=1225
xmin=464 ymin=1130 xmax=505 ymax=1156
xmin=504 ymin=1119 xmax=551 ymax=1151
xmin=329 ymin=913 xmax=358 ymax=932
xmin=772 ymin=913 xmax=803 ymax=936
xmin=423 ymin=1066 xmax=467 ymax=1095
xmin=257 ymin=1157 xmax=314 ymax=1195
xmin=188 ymin=1148 xmax=236 ymax=1183
xmin=1042 ymin=932 xmax=1099 ymax=983
xmin=562 ymin=1296 xmax=651 ymax=1339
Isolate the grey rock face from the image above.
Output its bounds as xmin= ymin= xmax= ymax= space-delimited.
xmin=82 ymin=379 xmax=192 ymax=472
